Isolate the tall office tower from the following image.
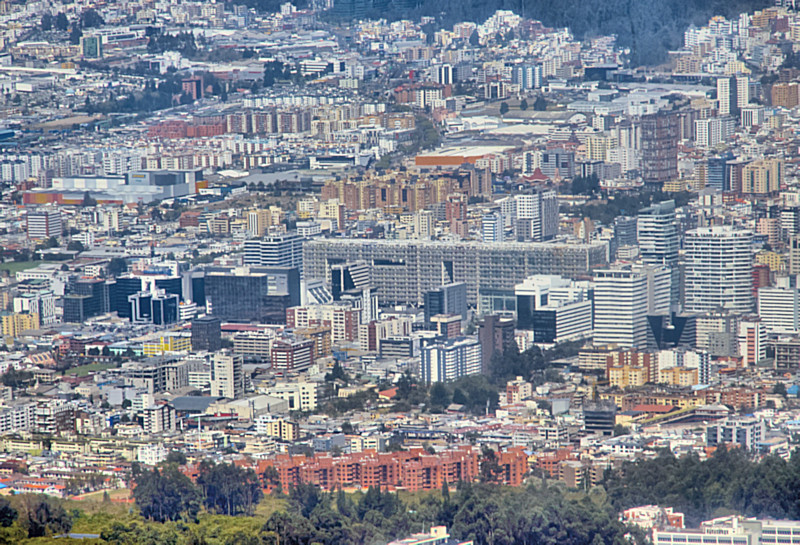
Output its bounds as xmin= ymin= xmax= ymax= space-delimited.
xmin=435 ymin=64 xmax=453 ymax=85
xmin=204 ymin=266 xmax=301 ymax=323
xmin=757 ymin=276 xmax=800 ymax=333
xmin=63 ymin=278 xmax=111 ymax=323
xmin=330 ymin=261 xmax=377 ymax=323
xmin=110 ymin=274 xmax=183 ymax=319
xmin=638 ymin=200 xmax=680 ymax=308
xmin=481 ymin=211 xmax=504 ymax=243
xmin=790 ymin=235 xmax=800 ymax=275
xmin=478 ymin=314 xmax=516 ymax=373
xmin=513 ymin=190 xmax=559 ymax=242
xmin=694 ymin=116 xmax=735 ymax=148
xmin=738 ymin=318 xmax=766 ymax=367
xmin=191 ymin=315 xmax=222 ymax=352
xmin=424 ymin=282 xmax=468 ymax=325
xmin=248 ymin=209 xmax=281 ymax=237
xmin=593 ymin=268 xmax=649 ymax=348
xmin=684 ymin=226 xmax=754 ymax=314
xmin=717 ymin=76 xmax=736 ymax=116
xmin=706 ymin=152 xmax=734 ymax=191
xmin=640 ymin=112 xmax=679 ymax=186
xmin=211 ymin=352 xmax=244 ymax=399
xmin=243 ymin=232 xmax=304 ymax=276
xmin=25 ymin=209 xmax=62 ymax=240
xmin=614 ymin=216 xmax=638 ymax=248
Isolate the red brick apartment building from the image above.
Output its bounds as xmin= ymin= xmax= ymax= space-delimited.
xmin=256 ymin=446 xmax=528 ymax=492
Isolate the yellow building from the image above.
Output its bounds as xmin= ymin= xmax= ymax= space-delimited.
xmin=658 ymin=367 xmax=699 ymax=387
xmin=608 ymin=365 xmax=650 ymax=389
xmin=1 ymin=312 xmax=39 ymax=337
xmin=586 ymin=133 xmax=617 ymax=162
xmin=142 ymin=332 xmax=192 ymax=356
xmin=255 ymin=417 xmax=299 ymax=442
xmin=756 ymin=250 xmax=784 ymax=273
xmin=742 ymin=158 xmax=783 ymax=196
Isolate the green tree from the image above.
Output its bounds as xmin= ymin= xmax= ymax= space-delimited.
xmin=534 ymin=95 xmax=548 ymax=111
xmin=132 ymin=465 xmax=201 ymax=522
xmin=67 ymin=240 xmax=85 ymax=252
xmin=197 ymin=461 xmax=263 ymax=516
xmin=54 ymin=13 xmax=68 ymax=31
xmin=69 ymin=24 xmax=82 ymax=45
xmin=18 ymin=495 xmax=71 ymax=538
xmin=81 ymin=191 xmax=97 ymax=207
xmin=429 ymin=382 xmax=451 ymax=411
xmin=41 ymin=13 xmax=53 ymax=31
xmin=519 ymin=98 xmax=528 ymax=111
xmin=499 ymin=102 xmax=509 ymax=116
xmin=107 ymin=257 xmax=128 ymax=277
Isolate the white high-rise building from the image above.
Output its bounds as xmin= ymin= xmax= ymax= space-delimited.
xmin=25 ymin=209 xmax=62 ymax=240
xmin=501 ymin=190 xmax=559 ymax=242
xmin=637 ymin=200 xmax=679 ymax=308
xmin=684 ymin=226 xmax=753 ymax=314
xmin=481 ymin=211 xmax=504 ymax=243
xmin=758 ymin=283 xmax=800 ymax=333
xmin=420 ymin=336 xmax=482 ymax=383
xmin=210 ymin=353 xmax=244 ymax=399
xmin=243 ymin=232 xmax=304 ymax=276
xmin=593 ymin=268 xmax=649 ymax=348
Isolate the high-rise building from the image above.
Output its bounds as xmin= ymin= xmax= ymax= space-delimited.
xmin=271 ymin=337 xmax=315 ymax=373
xmin=210 ymin=352 xmax=244 ymax=399
xmin=481 ymin=212 xmax=504 ymax=243
xmin=424 ymin=283 xmax=468 ymax=325
xmin=738 ymin=318 xmax=766 ymax=367
xmin=515 ymin=275 xmax=593 ymax=343
xmin=684 ymin=227 xmax=753 ymax=314
xmin=694 ymin=117 xmax=735 ymax=148
xmin=637 ymin=200 xmax=680 ymax=308
xmin=204 ymin=266 xmax=300 ymax=323
xmin=741 ymin=157 xmax=783 ymax=196
xmin=330 ymin=261 xmax=378 ymax=323
xmin=191 ymin=315 xmax=222 ymax=352
xmin=420 ymin=336 xmax=482 ymax=383
xmin=706 ymin=152 xmax=734 ymax=192
xmin=25 ymin=209 xmax=62 ymax=240
xmin=512 ymin=190 xmax=559 ymax=242
xmin=717 ymin=75 xmax=749 ymax=116
xmin=593 ymin=268 xmax=649 ymax=348
xmin=243 ymin=232 xmax=304 ymax=276
xmin=613 ymin=216 xmax=638 ymax=248
xmin=478 ymin=314 xmax=516 ymax=373
xmin=63 ymin=278 xmax=110 ymax=323
xmin=758 ymin=283 xmax=800 ymax=333
xmin=640 ymin=113 xmax=679 ymax=186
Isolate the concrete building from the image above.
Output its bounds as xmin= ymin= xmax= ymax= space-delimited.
xmin=304 ymin=239 xmax=608 ymax=306
xmin=210 ymin=353 xmax=244 ymax=399
xmin=421 ymin=336 xmax=482 ymax=383
xmin=684 ymin=227 xmax=753 ymax=314
xmin=593 ymin=268 xmax=649 ymax=348
xmin=25 ymin=209 xmax=62 ymax=240
xmin=638 ymin=200 xmax=679 ymax=307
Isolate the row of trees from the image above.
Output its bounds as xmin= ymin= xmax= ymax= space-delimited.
xmin=257 ymin=480 xmax=643 ymax=545
xmin=132 ymin=461 xmax=263 ymax=522
xmin=604 ymin=446 xmax=800 ymax=526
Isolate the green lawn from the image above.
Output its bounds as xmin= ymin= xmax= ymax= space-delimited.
xmin=0 ymin=261 xmax=52 ymax=274
xmin=66 ymin=362 xmax=116 ymax=377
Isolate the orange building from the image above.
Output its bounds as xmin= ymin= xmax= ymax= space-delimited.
xmin=257 ymin=446 xmax=527 ymax=492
